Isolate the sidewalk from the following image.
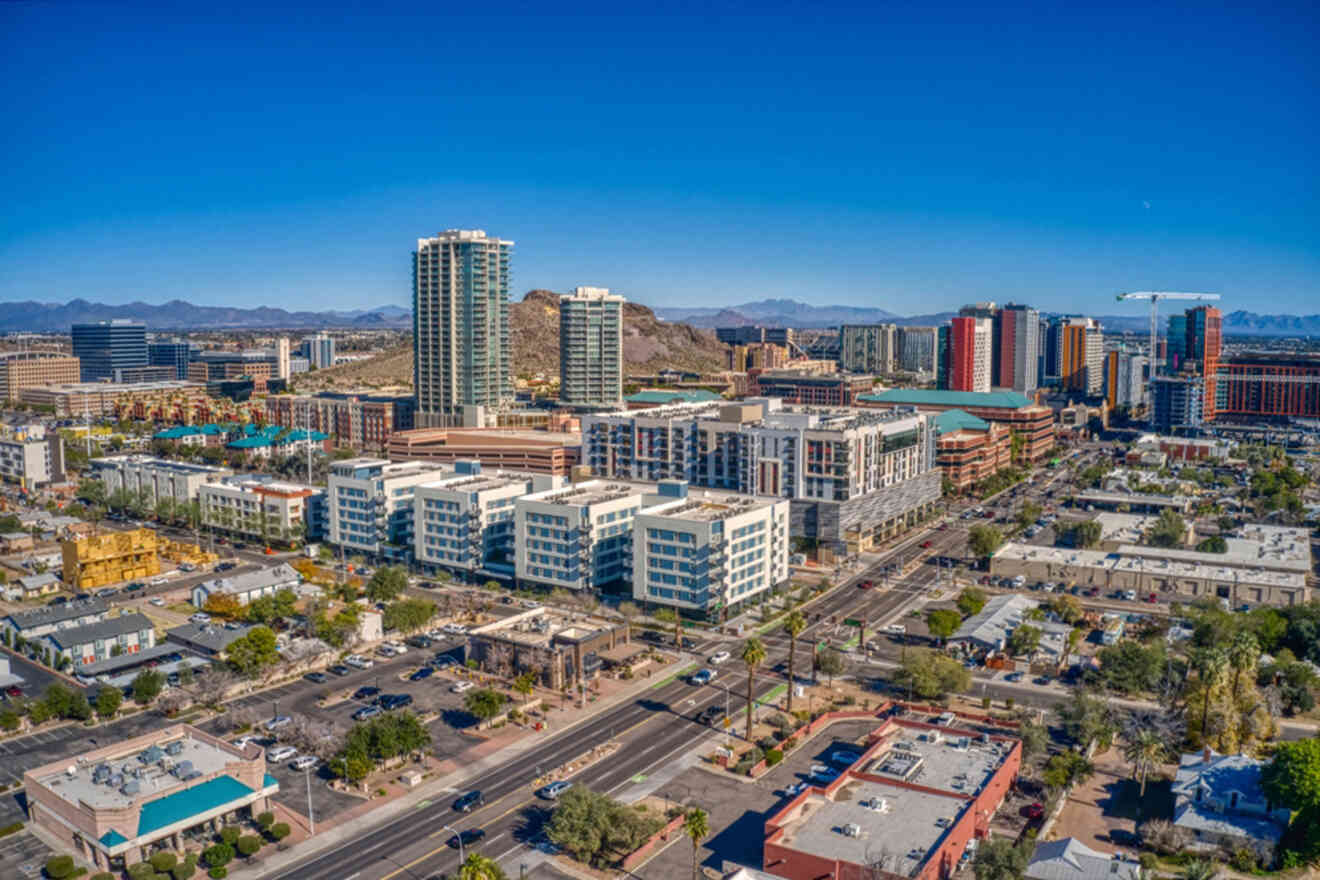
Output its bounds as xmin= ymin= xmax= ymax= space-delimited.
xmin=232 ymin=650 xmax=693 ymax=880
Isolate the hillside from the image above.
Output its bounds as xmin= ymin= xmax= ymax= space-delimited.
xmin=293 ymin=290 xmax=727 ymax=391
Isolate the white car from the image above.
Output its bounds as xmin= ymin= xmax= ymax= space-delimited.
xmin=149 ymin=597 xmax=166 ymax=607
xmin=708 ymin=651 xmax=731 ymax=665
xmin=344 ymin=654 xmax=374 ymax=670
xmin=385 ymin=641 xmax=407 ymax=654
xmin=267 ymin=746 xmax=298 ymax=762
xmin=233 ymin=735 xmax=260 ymax=749
xmin=265 ymin=715 xmax=292 ymax=731
xmin=291 ymin=755 xmax=319 ymax=771
xmin=450 ymin=680 xmax=474 ymax=693
xmin=189 ymin=612 xmax=211 ymax=624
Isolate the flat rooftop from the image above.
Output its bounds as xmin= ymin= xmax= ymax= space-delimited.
xmin=532 ymin=481 xmax=639 ymax=508
xmin=864 ymin=726 xmax=1011 ymax=796
xmin=775 ymin=778 xmax=965 ymax=876
xmin=642 ymin=493 xmax=777 ymax=522
xmin=36 ymin=730 xmax=249 ymax=811
xmin=420 ymin=472 xmax=530 ymax=494
xmin=1076 ymin=489 xmax=1189 ymax=508
xmin=1094 ymin=513 xmax=1311 ymax=571
xmin=995 ymin=543 xmax=1306 ymax=589
xmin=470 ymin=608 xmax=618 ymax=648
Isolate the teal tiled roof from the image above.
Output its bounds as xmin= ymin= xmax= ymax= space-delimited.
xmin=860 ymin=388 xmax=1034 ymax=409
xmin=137 ymin=775 xmax=256 ymax=837
xmin=99 ymin=829 xmax=128 ymax=847
xmin=932 ymin=408 xmax=991 ymax=435
xmin=626 ymin=389 xmax=723 ymax=405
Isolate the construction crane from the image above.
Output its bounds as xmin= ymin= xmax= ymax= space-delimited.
xmin=1115 ymin=291 xmax=1221 ymax=373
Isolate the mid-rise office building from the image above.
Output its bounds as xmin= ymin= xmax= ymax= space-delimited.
xmin=302 ymin=334 xmax=335 ymax=370
xmin=1150 ymin=375 xmax=1204 ymax=433
xmin=897 ymin=326 xmax=939 ymax=374
xmin=582 ymin=400 xmax=940 ymax=555
xmin=948 ymin=316 xmax=992 ymax=392
xmin=751 ymin=370 xmax=873 ymax=406
xmin=716 ymin=326 xmax=795 ymax=347
xmin=559 ymin=286 xmax=624 ymax=409
xmin=327 ymin=457 xmax=449 ymax=561
xmin=415 ymin=461 xmax=558 ymax=576
xmin=147 ymin=340 xmax=193 ymax=381
xmin=413 ymin=229 xmax=514 ymax=427
xmin=515 ymin=480 xmax=646 ymax=591
xmin=857 ymin=388 xmax=1057 ymax=463
xmin=88 ymin=455 xmax=231 ymax=503
xmin=632 ymin=481 xmax=789 ymax=620
xmin=72 ymin=320 xmax=147 ymax=381
xmin=995 ymin=304 xmax=1039 ymax=393
xmin=0 ymin=351 xmax=81 ymax=402
xmin=838 ymin=324 xmax=897 ymax=375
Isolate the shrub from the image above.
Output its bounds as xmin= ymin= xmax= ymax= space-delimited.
xmin=171 ymin=863 xmax=196 ymax=880
xmin=1138 ymin=818 xmax=1191 ymax=855
xmin=236 ymin=835 xmax=262 ymax=858
xmin=756 ymin=736 xmax=778 ymax=751
xmin=256 ymin=811 xmax=275 ymax=829
xmin=127 ymin=865 xmax=158 ymax=880
xmin=45 ymin=855 xmax=76 ymax=879
xmin=782 ymin=737 xmax=797 ymax=751
xmin=92 ymin=874 xmax=117 ymax=880
xmin=765 ymin=748 xmax=783 ymax=766
xmin=208 ymin=869 xmax=227 ymax=880
xmin=150 ymin=853 xmax=178 ymax=872
xmin=219 ymin=827 xmax=240 ymax=846
xmin=203 ymin=842 xmax=233 ymax=868
xmin=269 ymin=822 xmax=291 ymax=841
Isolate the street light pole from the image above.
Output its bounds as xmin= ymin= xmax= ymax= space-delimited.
xmin=304 ymin=766 xmax=315 ymax=835
xmin=442 ymin=824 xmax=464 ymax=864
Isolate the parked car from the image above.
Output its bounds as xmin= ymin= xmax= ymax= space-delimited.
xmin=344 ymin=654 xmax=373 ymax=670
xmin=189 ymin=612 xmax=211 ymax=624
xmin=94 ymin=587 xmax=119 ymax=598
xmin=1004 ymin=671 xmax=1024 ymax=682
xmin=857 ymin=580 xmax=875 ymax=590
xmin=291 ymin=755 xmax=319 ymax=771
xmin=352 ymin=705 xmax=383 ymax=721
xmin=328 ymin=664 xmax=352 ymax=677
xmin=537 ymin=781 xmax=572 ymax=800
xmin=233 ymin=734 xmax=260 ymax=749
xmin=407 ymin=635 xmax=434 ymax=649
xmin=453 ymin=790 xmax=485 ymax=812
xmin=1021 ymin=802 xmax=1045 ymax=820
xmin=267 ymin=745 xmax=297 ymax=762
xmin=149 ymin=597 xmax=166 ymax=607
xmin=353 ymin=686 xmax=381 ymax=701
xmin=304 ymin=672 xmax=328 ymax=684
xmin=409 ymin=666 xmax=433 ymax=681
xmin=450 ymin=680 xmax=474 ymax=694
xmin=920 ymin=540 xmax=933 ymax=548
xmin=265 ymin=715 xmax=292 ymax=731
xmin=828 ymin=750 xmax=860 ymax=766
xmin=708 ymin=651 xmax=731 ymax=665
xmin=447 ymin=828 xmax=486 ymax=849
xmin=215 ymin=562 xmax=237 ymax=572
xmin=431 ymin=656 xmax=457 ymax=670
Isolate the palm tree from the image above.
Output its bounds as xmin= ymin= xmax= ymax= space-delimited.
xmin=1180 ymin=859 xmax=1218 ymax=880
xmin=1192 ymin=646 xmax=1229 ymax=741
xmin=1121 ymin=727 xmax=1166 ymax=796
xmin=783 ymin=609 xmax=807 ymax=713
xmin=456 ymin=852 xmax=507 ymax=880
xmin=741 ymin=637 xmax=766 ymax=741
xmin=1227 ymin=631 xmax=1260 ymax=704
xmin=684 ymin=807 xmax=710 ymax=880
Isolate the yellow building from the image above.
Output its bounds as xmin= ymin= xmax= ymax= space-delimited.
xmin=61 ymin=528 xmax=160 ymax=590
xmin=159 ymin=538 xmax=218 ymax=568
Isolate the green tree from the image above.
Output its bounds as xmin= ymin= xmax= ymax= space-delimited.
xmin=1048 ymin=594 xmax=1084 ymax=625
xmin=1095 ymin=641 xmax=1165 ymax=695
xmin=967 ymin=524 xmax=1004 ymax=561
xmin=95 ymin=685 xmax=123 ymax=719
xmin=132 ymin=669 xmax=165 ymax=705
xmin=150 ymin=852 xmax=178 ymax=873
xmin=956 ymin=587 xmax=988 ymax=617
xmin=1007 ymin=624 xmax=1042 ymax=657
xmin=203 ymin=843 xmax=233 ymax=868
xmin=1054 ymin=688 xmax=1118 ymax=747
xmin=1066 ymin=519 xmax=1102 ymax=549
xmin=973 ymin=837 xmax=1029 ymax=880
xmin=741 ymin=637 xmax=766 ymax=741
xmin=464 ymin=688 xmax=507 ymax=724
xmin=1017 ymin=719 xmax=1049 ymax=762
xmin=365 ymin=566 xmax=409 ymax=603
xmin=1123 ymin=727 xmax=1168 ymax=797
xmin=226 ymin=626 xmax=280 ymax=678
xmin=1180 ymin=860 xmax=1218 ymax=880
xmin=1262 ymin=738 xmax=1320 ymax=811
xmin=236 ymin=835 xmax=262 ymax=858
xmin=814 ymin=649 xmax=845 ymax=687
xmin=684 ymin=807 xmax=709 ymax=880
xmin=382 ymin=598 xmax=436 ymax=633
xmin=44 ymin=855 xmax=77 ymax=879
xmin=1196 ymin=535 xmax=1228 ymax=553
xmin=895 ymin=647 xmax=971 ymax=700
xmin=1016 ymin=502 xmax=1043 ymax=530
xmin=1147 ymin=509 xmax=1186 ymax=548
xmin=513 ymin=671 xmax=537 ymax=700
xmin=926 ymin=609 xmax=962 ymax=642
xmin=783 ymin=610 xmax=807 ymax=713
xmin=545 ymin=786 xmax=662 ymax=868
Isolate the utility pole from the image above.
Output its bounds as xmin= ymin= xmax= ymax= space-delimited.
xmin=304 ymin=765 xmax=315 ymax=835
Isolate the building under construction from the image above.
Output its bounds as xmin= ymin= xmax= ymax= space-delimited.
xmin=62 ymin=528 xmax=160 ymax=590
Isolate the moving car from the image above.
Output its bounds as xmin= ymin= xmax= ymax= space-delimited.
xmin=689 ymin=668 xmax=716 ymax=686
xmin=696 ymin=705 xmax=724 ymax=726
xmin=857 ymin=580 xmax=875 ymax=590
xmin=447 ymin=828 xmax=486 ymax=849
xmin=453 ymin=790 xmax=485 ymax=812
xmin=537 ymin=781 xmax=572 ymax=800
xmin=149 ymin=597 xmax=166 ymax=607
xmin=708 ymin=651 xmax=730 ymax=665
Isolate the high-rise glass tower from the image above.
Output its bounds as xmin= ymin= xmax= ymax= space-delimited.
xmin=413 ymin=230 xmax=513 ymax=427
xmin=559 ymin=287 xmax=624 ymax=409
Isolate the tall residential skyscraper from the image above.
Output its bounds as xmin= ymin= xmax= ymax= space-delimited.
xmin=897 ymin=326 xmax=939 ymax=374
xmin=1105 ymin=350 xmax=1148 ymax=409
xmin=302 ymin=334 xmax=335 ymax=369
xmin=948 ymin=316 xmax=992 ymax=392
xmin=275 ymin=337 xmax=291 ymax=381
xmin=959 ymin=303 xmax=1000 ymax=386
xmin=1166 ymin=305 xmax=1222 ymax=419
xmin=72 ymin=320 xmax=147 ymax=381
xmin=559 ymin=287 xmax=624 ymax=409
xmin=838 ymin=324 xmax=897 ymax=375
xmin=995 ymin=304 xmax=1039 ymax=393
xmin=1060 ymin=317 xmax=1104 ymax=395
xmin=413 ymin=229 xmax=513 ymax=428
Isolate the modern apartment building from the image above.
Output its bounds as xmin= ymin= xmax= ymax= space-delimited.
xmin=751 ymin=370 xmax=873 ymax=406
xmin=632 ymin=481 xmax=789 ymax=619
xmin=413 ymin=229 xmax=514 ymax=427
xmin=199 ymin=476 xmax=326 ymax=544
xmin=327 ymin=457 xmax=449 ymax=561
xmin=1167 ymin=306 xmax=1222 ymax=417
xmin=582 ymin=400 xmax=940 ymax=555
xmin=515 ymin=480 xmax=647 ymax=591
xmin=559 ymin=286 xmax=624 ymax=409
xmin=88 ymin=455 xmax=231 ymax=503
xmin=1060 ymin=317 xmax=1104 ymax=395
xmin=415 ymin=462 xmax=560 ymax=576
xmin=858 ymin=388 xmax=1057 ymax=463
xmin=147 ymin=340 xmax=194 ymax=380
xmin=1150 ymin=376 xmax=1204 ymax=433
xmin=948 ymin=316 xmax=992 ymax=392
xmin=1105 ymin=350 xmax=1148 ymax=409
xmin=265 ymin=391 xmax=416 ymax=449
xmin=897 ymin=326 xmax=939 ymax=375
xmin=1213 ymin=354 xmax=1320 ymax=421
xmin=18 ymin=380 xmax=208 ymax=419
xmin=996 ymin=303 xmax=1039 ymax=393
xmin=0 ymin=429 xmax=65 ymax=488
xmin=72 ymin=320 xmax=147 ymax=381
xmin=727 ymin=342 xmax=789 ymax=372
xmin=302 ymin=334 xmax=335 ymax=369
xmin=838 ymin=323 xmax=897 ymax=375
xmin=0 ymin=351 xmax=81 ymax=402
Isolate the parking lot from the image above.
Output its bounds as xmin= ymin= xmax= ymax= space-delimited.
xmin=0 ymin=830 xmax=56 ymax=879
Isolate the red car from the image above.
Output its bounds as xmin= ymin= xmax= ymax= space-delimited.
xmin=3 ymin=686 xmax=21 ymax=698
xmin=1145 ymin=592 xmax=1159 ymax=603
xmin=1021 ymin=802 xmax=1045 ymax=820
xmin=920 ymin=540 xmax=933 ymax=549
xmin=857 ymin=580 xmax=875 ymax=590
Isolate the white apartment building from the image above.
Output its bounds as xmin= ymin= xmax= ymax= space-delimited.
xmin=515 ymin=480 xmax=647 ymax=591
xmin=327 ymin=457 xmax=449 ymax=562
xmin=633 ymin=482 xmax=789 ymax=620
xmin=89 ymin=455 xmax=231 ymax=503
xmin=415 ymin=462 xmax=563 ymax=576
xmin=0 ymin=432 xmax=65 ymax=488
xmin=559 ymin=286 xmax=624 ymax=409
xmin=199 ymin=476 xmax=326 ymax=545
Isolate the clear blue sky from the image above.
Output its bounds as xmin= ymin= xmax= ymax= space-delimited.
xmin=2 ymin=1 xmax=1316 ymax=317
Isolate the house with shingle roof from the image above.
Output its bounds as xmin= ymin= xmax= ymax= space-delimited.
xmin=1172 ymin=747 xmax=1289 ymax=852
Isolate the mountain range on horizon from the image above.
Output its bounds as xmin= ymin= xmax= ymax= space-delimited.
xmin=0 ymin=296 xmax=1317 ymax=338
